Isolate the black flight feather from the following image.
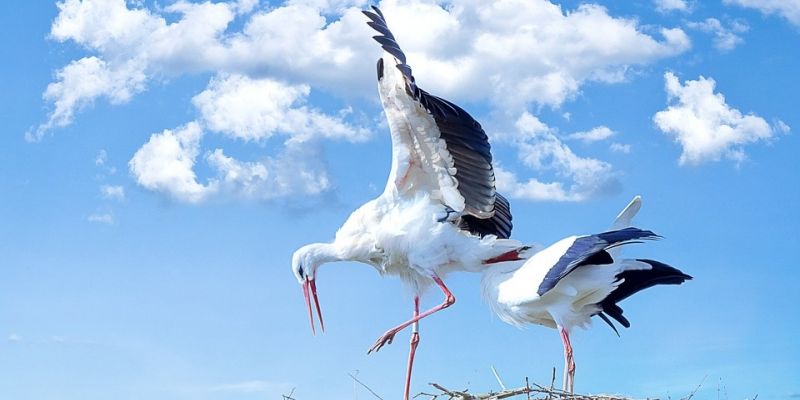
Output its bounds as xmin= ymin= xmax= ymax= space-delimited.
xmin=595 ymin=259 xmax=692 ymax=332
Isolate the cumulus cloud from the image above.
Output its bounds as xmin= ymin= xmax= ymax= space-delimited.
xmin=37 ymin=0 xmax=690 ymax=137
xmin=193 ymin=74 xmax=369 ymax=143
xmin=380 ymin=0 xmax=691 ymax=110
xmin=653 ymin=72 xmax=787 ymax=165
xmin=688 ymin=18 xmax=748 ymax=52
xmin=129 ymin=74 xmax=363 ymax=203
xmin=494 ymin=112 xmax=620 ymax=202
xmin=41 ymin=0 xmax=691 ymax=204
xmin=129 ymin=122 xmax=215 ymax=203
xmin=724 ymin=0 xmax=800 ymax=27
xmin=655 ymin=0 xmax=691 ymax=13
xmin=567 ymin=126 xmax=616 ymax=143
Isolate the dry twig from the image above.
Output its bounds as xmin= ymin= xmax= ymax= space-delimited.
xmin=348 ymin=372 xmax=385 ymax=400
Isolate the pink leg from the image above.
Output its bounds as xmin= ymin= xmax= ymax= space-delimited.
xmin=368 ymin=275 xmax=455 ymax=354
xmin=559 ymin=327 xmax=576 ymax=393
xmin=402 ymin=296 xmax=421 ymax=400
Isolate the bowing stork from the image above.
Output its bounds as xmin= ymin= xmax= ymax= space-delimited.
xmin=291 ymin=6 xmax=522 ymax=399
xmin=480 ymin=196 xmax=692 ymax=393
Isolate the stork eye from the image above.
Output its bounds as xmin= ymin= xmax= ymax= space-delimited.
xmin=376 ymin=58 xmax=384 ymax=80
xmin=297 ymin=265 xmax=304 ymax=277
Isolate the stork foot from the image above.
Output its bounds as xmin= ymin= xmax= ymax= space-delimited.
xmin=367 ymin=328 xmax=401 ymax=354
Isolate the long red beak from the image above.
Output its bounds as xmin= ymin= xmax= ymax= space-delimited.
xmin=302 ymin=277 xmax=325 ymax=335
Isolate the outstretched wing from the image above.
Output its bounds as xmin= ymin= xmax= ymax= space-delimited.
xmin=363 ymin=6 xmax=498 ymax=220
xmin=537 ymin=227 xmax=660 ymax=296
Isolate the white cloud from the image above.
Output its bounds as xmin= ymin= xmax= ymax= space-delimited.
xmin=567 ymin=126 xmax=616 ymax=143
xmin=610 ymin=142 xmax=632 ymax=153
xmin=7 ymin=333 xmax=22 ymax=342
xmin=206 ymin=145 xmax=331 ymax=200
xmin=382 ymin=1 xmax=691 ymax=110
xmin=37 ymin=0 xmax=690 ymax=137
xmin=687 ymin=18 xmax=748 ymax=52
xmin=193 ymin=74 xmax=369 ymax=143
xmin=128 ymin=73 xmax=365 ymax=203
xmin=653 ymin=72 xmax=785 ymax=165
xmin=724 ymin=0 xmax=800 ymax=27
xmin=655 ymin=0 xmax=691 ymax=13
xmin=88 ymin=212 xmax=115 ymax=224
xmin=100 ymin=184 xmax=125 ymax=200
xmin=28 ymin=56 xmax=146 ymax=141
xmin=129 ymin=122 xmax=216 ymax=203
xmin=41 ymin=1 xmax=690 ymax=205
xmin=775 ymin=120 xmax=791 ymax=134
xmin=95 ymin=149 xmax=108 ymax=166
xmin=494 ymin=112 xmax=620 ymax=202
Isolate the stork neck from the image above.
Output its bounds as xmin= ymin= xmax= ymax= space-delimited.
xmin=481 ymin=260 xmax=522 ymax=290
xmin=307 ymin=242 xmax=348 ymax=265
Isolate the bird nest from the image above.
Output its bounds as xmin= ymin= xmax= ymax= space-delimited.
xmin=283 ymin=371 xmax=706 ymax=400
xmin=414 ymin=381 xmax=635 ymax=400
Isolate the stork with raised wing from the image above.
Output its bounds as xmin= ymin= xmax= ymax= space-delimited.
xmin=480 ymin=196 xmax=692 ymax=393
xmin=290 ymin=6 xmax=525 ymax=399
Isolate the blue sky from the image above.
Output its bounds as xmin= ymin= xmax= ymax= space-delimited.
xmin=1 ymin=0 xmax=799 ymax=399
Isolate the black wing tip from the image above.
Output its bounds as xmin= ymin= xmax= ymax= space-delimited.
xmin=597 ymin=259 xmax=692 ymax=329
xmin=597 ymin=312 xmax=621 ymax=336
xmin=636 ymin=259 xmax=694 ymax=282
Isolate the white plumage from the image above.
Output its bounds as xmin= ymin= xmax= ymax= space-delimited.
xmin=291 ymin=7 xmax=521 ymax=400
xmin=481 ymin=196 xmax=692 ymax=393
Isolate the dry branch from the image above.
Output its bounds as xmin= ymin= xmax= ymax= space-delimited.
xmin=416 ymin=381 xmax=639 ymax=400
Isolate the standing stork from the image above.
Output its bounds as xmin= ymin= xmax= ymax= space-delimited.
xmin=480 ymin=196 xmax=692 ymax=393
xmin=291 ymin=6 xmax=525 ymax=399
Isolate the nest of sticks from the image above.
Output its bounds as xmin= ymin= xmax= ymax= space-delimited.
xmin=282 ymin=370 xmax=709 ymax=400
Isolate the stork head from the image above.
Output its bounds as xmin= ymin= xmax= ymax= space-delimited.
xmin=291 ymin=243 xmax=329 ymax=335
xmin=376 ymin=55 xmax=415 ymax=98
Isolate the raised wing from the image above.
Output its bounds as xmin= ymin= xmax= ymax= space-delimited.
xmin=611 ymin=195 xmax=642 ymax=230
xmin=363 ymin=6 xmax=498 ymax=220
xmin=608 ymin=195 xmax=642 ymax=258
xmin=537 ymin=227 xmax=660 ymax=296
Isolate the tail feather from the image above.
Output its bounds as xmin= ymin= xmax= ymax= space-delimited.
xmin=598 ymin=259 xmax=692 ymax=331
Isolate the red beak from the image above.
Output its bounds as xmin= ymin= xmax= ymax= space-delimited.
xmin=302 ymin=277 xmax=325 ymax=335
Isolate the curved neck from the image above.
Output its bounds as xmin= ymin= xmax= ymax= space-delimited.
xmin=307 ymin=242 xmax=348 ymax=266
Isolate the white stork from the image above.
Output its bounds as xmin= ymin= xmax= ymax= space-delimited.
xmin=290 ymin=6 xmax=525 ymax=399
xmin=480 ymin=196 xmax=692 ymax=393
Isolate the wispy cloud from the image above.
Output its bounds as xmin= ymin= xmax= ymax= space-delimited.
xmin=610 ymin=143 xmax=632 ymax=153
xmin=687 ymin=18 xmax=748 ymax=52
xmin=100 ymin=185 xmax=125 ymax=201
xmin=655 ymin=0 xmax=691 ymax=13
xmin=724 ymin=0 xmax=800 ymax=27
xmin=567 ymin=126 xmax=616 ymax=143
xmin=88 ymin=212 xmax=115 ymax=225
xmin=495 ymin=113 xmax=620 ymax=202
